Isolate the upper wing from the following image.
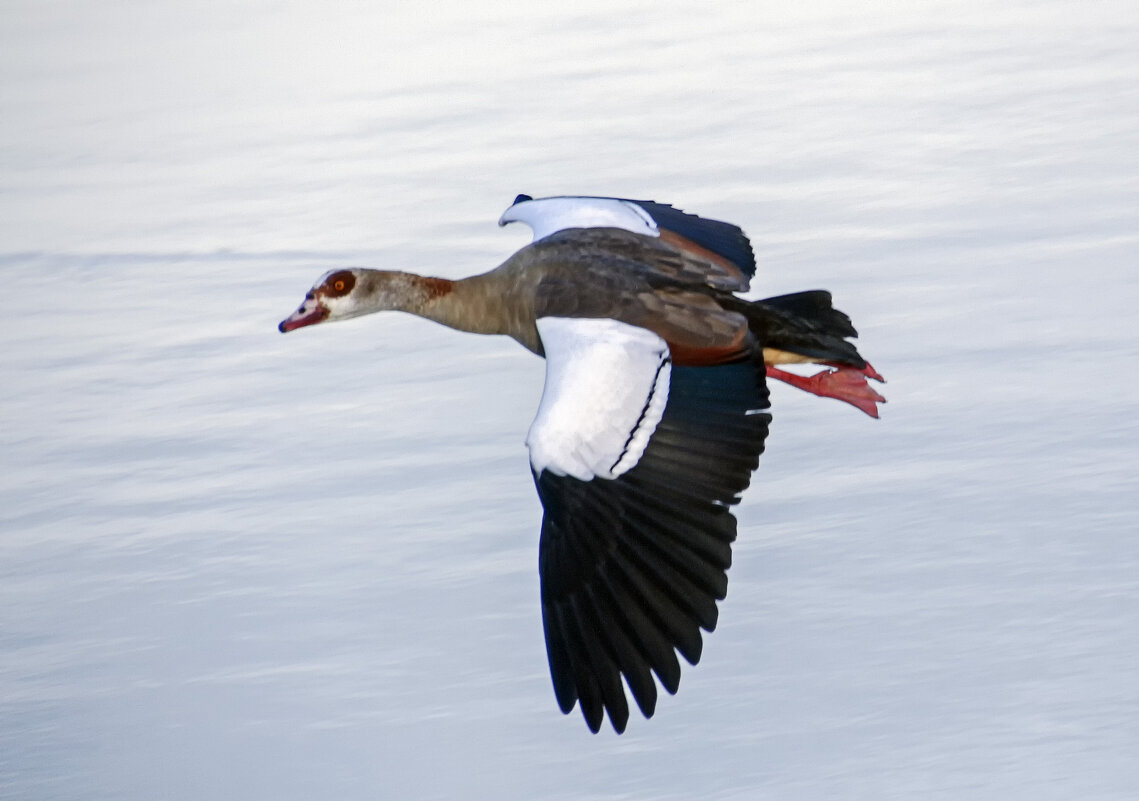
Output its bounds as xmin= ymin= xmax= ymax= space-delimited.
xmin=525 ymin=228 xmax=757 ymax=365
xmin=529 ymin=316 xmax=771 ymax=733
xmin=500 ymin=195 xmax=658 ymax=241
xmin=501 ymin=194 xmax=755 ymax=290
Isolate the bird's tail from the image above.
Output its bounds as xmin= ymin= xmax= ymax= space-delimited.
xmin=723 ymin=290 xmax=886 ymax=417
xmin=730 ymin=290 xmax=866 ymax=367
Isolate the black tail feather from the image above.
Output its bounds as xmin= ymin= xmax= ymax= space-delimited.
xmin=757 ymin=290 xmax=858 ymax=338
xmin=722 ymin=290 xmax=868 ymax=368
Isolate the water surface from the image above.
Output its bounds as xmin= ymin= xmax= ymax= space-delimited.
xmin=2 ymin=1 xmax=1138 ymax=799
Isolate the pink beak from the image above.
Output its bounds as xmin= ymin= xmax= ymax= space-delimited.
xmin=278 ymin=306 xmax=328 ymax=333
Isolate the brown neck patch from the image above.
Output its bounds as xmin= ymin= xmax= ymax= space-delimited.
xmin=417 ymin=276 xmax=455 ymax=300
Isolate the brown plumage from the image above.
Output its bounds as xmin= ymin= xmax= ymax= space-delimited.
xmin=283 ymin=227 xmax=876 ymax=379
xmin=279 ymin=200 xmax=884 ymax=734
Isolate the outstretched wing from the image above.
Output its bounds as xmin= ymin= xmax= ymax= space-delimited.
xmin=501 ymin=194 xmax=756 ymax=289
xmin=529 ymin=316 xmax=770 ymax=733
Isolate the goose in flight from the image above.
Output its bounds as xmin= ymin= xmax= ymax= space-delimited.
xmin=278 ymin=194 xmax=884 ymax=733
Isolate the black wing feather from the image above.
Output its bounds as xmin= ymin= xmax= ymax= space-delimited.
xmin=628 ymin=199 xmax=757 ymax=280
xmin=534 ymin=356 xmax=770 ymax=732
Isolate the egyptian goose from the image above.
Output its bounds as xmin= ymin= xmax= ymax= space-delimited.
xmin=278 ymin=195 xmax=884 ymax=733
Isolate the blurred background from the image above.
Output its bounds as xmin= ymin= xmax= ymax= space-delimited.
xmin=2 ymin=1 xmax=1137 ymax=798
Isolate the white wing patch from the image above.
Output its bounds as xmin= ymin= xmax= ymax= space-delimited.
xmin=528 ymin=318 xmax=671 ymax=482
xmin=500 ymin=196 xmax=659 ymax=242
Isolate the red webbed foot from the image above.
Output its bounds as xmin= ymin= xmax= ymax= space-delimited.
xmin=766 ymin=362 xmax=887 ymax=418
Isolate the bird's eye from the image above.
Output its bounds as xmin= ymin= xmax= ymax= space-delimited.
xmin=325 ymin=271 xmax=355 ymax=296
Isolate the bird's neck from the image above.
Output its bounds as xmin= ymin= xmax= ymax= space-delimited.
xmin=388 ymin=270 xmax=539 ymax=351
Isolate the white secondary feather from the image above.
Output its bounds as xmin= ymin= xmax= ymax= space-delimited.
xmin=499 ymin=196 xmax=659 ymax=242
xmin=528 ymin=317 xmax=671 ymax=482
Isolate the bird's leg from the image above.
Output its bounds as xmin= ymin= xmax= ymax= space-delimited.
xmin=765 ymin=362 xmax=886 ymax=418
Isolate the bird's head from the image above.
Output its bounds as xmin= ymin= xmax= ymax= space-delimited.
xmin=278 ymin=269 xmax=359 ymax=333
xmin=279 ymin=268 xmax=422 ymax=333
